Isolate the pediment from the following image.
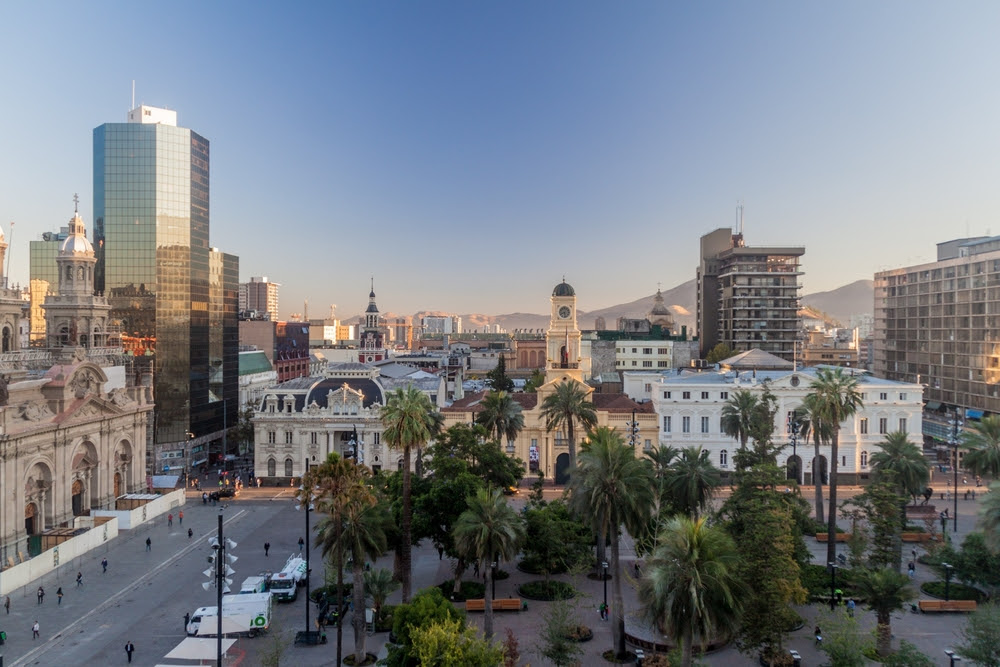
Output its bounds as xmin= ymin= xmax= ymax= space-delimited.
xmin=60 ymin=395 xmax=126 ymax=423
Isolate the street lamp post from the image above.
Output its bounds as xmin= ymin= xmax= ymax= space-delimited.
xmin=626 ymin=409 xmax=639 ymax=449
xmin=491 ymin=558 xmax=497 ymax=600
xmin=943 ymin=562 xmax=954 ymax=602
xmin=295 ymin=462 xmax=317 ymax=646
xmin=828 ymin=562 xmax=839 ymax=611
xmin=602 ymin=561 xmax=608 ymax=615
xmin=949 ymin=410 xmax=963 ymax=534
xmin=940 ymin=512 xmax=949 ymax=540
xmin=789 ymin=418 xmax=800 ymax=483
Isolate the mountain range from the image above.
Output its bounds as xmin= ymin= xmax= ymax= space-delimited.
xmin=388 ymin=278 xmax=875 ymax=334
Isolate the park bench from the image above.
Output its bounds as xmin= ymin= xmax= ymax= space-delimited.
xmin=465 ymin=598 xmax=522 ymax=612
xmin=815 ymin=533 xmax=851 ymax=543
xmin=918 ymin=599 xmax=977 ymax=613
xmin=901 ymin=533 xmax=936 ymax=543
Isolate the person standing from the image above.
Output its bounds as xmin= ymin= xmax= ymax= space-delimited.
xmin=76 ymin=571 xmax=83 ymax=587
xmin=178 ymin=510 xmax=183 ymax=526
xmin=145 ymin=537 xmax=151 ymax=552
xmin=298 ymin=537 xmax=304 ymax=552
xmin=125 ymin=640 xmax=135 ymax=663
xmin=4 ymin=595 xmax=10 ymax=614
xmin=37 ymin=586 xmax=44 ymax=604
xmin=188 ymin=528 xmax=193 ymax=539
xmin=184 ymin=612 xmax=190 ymax=633
xmin=847 ymin=598 xmax=856 ymax=618
xmin=32 ymin=620 xmax=39 ymax=639
xmin=57 ymin=587 xmax=63 ymax=605
xmin=167 ymin=513 xmax=173 ymax=527
xmin=102 ymin=557 xmax=108 ymax=573
xmin=264 ymin=541 xmax=270 ymax=557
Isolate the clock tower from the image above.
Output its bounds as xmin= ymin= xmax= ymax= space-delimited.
xmin=546 ymin=279 xmax=583 ymax=383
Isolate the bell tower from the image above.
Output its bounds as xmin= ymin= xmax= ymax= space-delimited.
xmin=545 ymin=279 xmax=582 ymax=383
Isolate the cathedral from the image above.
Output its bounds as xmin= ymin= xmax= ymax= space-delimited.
xmin=0 ymin=205 xmax=151 ymax=564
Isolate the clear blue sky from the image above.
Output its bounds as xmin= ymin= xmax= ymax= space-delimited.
xmin=2 ymin=2 xmax=998 ymax=318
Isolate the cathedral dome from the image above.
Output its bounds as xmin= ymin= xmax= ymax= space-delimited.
xmin=552 ymin=281 xmax=575 ymax=297
xmin=60 ymin=212 xmax=94 ymax=255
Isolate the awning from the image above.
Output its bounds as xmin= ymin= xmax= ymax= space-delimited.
xmin=164 ymin=637 xmax=236 ymax=660
xmin=967 ymin=409 xmax=984 ymax=419
xmin=197 ymin=614 xmax=253 ymax=636
xmin=925 ymin=401 xmax=942 ymax=411
xmin=191 ymin=459 xmax=208 ymax=468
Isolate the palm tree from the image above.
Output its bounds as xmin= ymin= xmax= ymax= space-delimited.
xmin=978 ymin=481 xmax=1000 ymax=552
xmin=453 ymin=487 xmax=526 ymax=640
xmin=870 ymin=431 xmax=929 ymax=504
xmin=961 ymin=415 xmax=1000 ymax=480
xmin=663 ymin=446 xmax=721 ymax=519
xmin=849 ymin=567 xmax=914 ymax=657
xmin=807 ymin=367 xmax=863 ymax=563
xmin=721 ymin=389 xmax=759 ymax=454
xmin=477 ymin=390 xmax=525 ymax=450
xmin=340 ymin=496 xmax=389 ymax=664
xmin=798 ymin=393 xmax=832 ymax=525
xmin=638 ymin=516 xmax=743 ymax=667
xmin=363 ymin=567 xmax=399 ymax=627
xmin=381 ymin=385 xmax=439 ymax=602
xmin=540 ymin=379 xmax=597 ymax=472
xmin=569 ymin=427 xmax=655 ymax=659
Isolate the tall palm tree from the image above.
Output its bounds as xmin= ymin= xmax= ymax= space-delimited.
xmin=540 ymin=380 xmax=598 ymax=472
xmin=961 ymin=415 xmax=1000 ymax=480
xmin=849 ymin=567 xmax=914 ymax=657
xmin=978 ymin=481 xmax=1000 ymax=552
xmin=568 ymin=427 xmax=655 ymax=659
xmin=453 ymin=487 xmax=526 ymax=640
xmin=721 ymin=389 xmax=759 ymax=454
xmin=798 ymin=393 xmax=832 ymax=525
xmin=477 ymin=390 xmax=525 ymax=450
xmin=663 ymin=446 xmax=721 ymax=519
xmin=807 ymin=367 xmax=863 ymax=563
xmin=638 ymin=516 xmax=743 ymax=667
xmin=870 ymin=431 xmax=929 ymax=504
xmin=382 ymin=385 xmax=439 ymax=602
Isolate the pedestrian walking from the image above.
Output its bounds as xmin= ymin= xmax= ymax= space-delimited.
xmin=167 ymin=513 xmax=173 ymax=527
xmin=188 ymin=528 xmax=193 ymax=539
xmin=32 ymin=620 xmax=39 ymax=639
xmin=599 ymin=602 xmax=608 ymax=620
xmin=102 ymin=557 xmax=108 ymax=573
xmin=908 ymin=562 xmax=915 ymax=578
xmin=202 ymin=491 xmax=208 ymax=505
xmin=37 ymin=586 xmax=44 ymax=604
xmin=76 ymin=571 xmax=83 ymax=587
xmin=298 ymin=537 xmax=304 ymax=552
xmin=57 ymin=587 xmax=63 ymax=605
xmin=814 ymin=626 xmax=822 ymax=646
xmin=178 ymin=510 xmax=183 ymax=526
xmin=4 ymin=595 xmax=10 ymax=614
xmin=264 ymin=541 xmax=270 ymax=557
xmin=125 ymin=640 xmax=135 ymax=663
xmin=847 ymin=598 xmax=855 ymax=617
xmin=145 ymin=537 xmax=151 ymax=552
xmin=256 ymin=477 xmax=261 ymax=488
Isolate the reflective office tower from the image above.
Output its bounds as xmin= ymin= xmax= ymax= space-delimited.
xmin=94 ymin=105 xmax=238 ymax=472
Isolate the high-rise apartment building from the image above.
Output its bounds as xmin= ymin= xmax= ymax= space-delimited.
xmin=94 ymin=105 xmax=238 ymax=468
xmin=239 ymin=276 xmax=280 ymax=319
xmin=697 ymin=228 xmax=804 ymax=362
xmin=874 ymin=236 xmax=1000 ymax=416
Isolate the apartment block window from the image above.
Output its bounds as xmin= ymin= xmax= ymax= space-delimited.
xmin=657 ymin=361 xmax=669 ymax=368
xmin=663 ymin=416 xmax=671 ymax=432
xmin=899 ymin=418 xmax=907 ymax=432
xmin=267 ymin=431 xmax=276 ymax=444
xmin=879 ymin=417 xmax=888 ymax=434
xmin=899 ymin=393 xmax=907 ymax=401
xmin=720 ymin=449 xmax=728 ymax=468
xmin=860 ymin=418 xmax=868 ymax=435
xmin=879 ymin=392 xmax=888 ymax=401
xmin=682 ymin=391 xmax=691 ymax=399
xmin=658 ymin=348 xmax=668 ymax=354
xmin=860 ymin=451 xmax=868 ymax=468
xmin=701 ymin=391 xmax=709 ymax=399
xmin=682 ymin=416 xmax=691 ymax=433
xmin=285 ymin=431 xmax=293 ymax=444
xmin=632 ymin=348 xmax=637 ymax=353
xmin=701 ymin=416 xmax=710 ymax=433
xmin=643 ymin=348 xmax=653 ymax=354
xmin=720 ymin=392 xmax=728 ymax=400
xmin=663 ymin=391 xmax=672 ymax=399
xmin=645 ymin=383 xmax=652 ymax=392
xmin=842 ymin=456 xmax=846 ymax=467
xmin=632 ymin=361 xmax=637 ymax=367
xmin=642 ymin=361 xmax=653 ymax=368
xmin=644 ymin=439 xmax=652 ymax=450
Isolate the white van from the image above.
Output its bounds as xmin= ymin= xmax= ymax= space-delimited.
xmin=268 ymin=555 xmax=307 ymax=602
xmin=187 ymin=592 xmax=272 ymax=637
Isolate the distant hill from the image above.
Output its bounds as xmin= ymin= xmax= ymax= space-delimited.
xmin=800 ymin=279 xmax=874 ymax=326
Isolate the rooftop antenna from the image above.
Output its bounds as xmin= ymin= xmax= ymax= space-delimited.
xmin=737 ymin=201 xmax=744 ymax=236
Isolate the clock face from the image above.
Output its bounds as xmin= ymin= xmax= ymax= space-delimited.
xmin=558 ymin=306 xmax=571 ymax=319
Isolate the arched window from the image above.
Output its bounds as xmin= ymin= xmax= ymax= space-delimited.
xmin=720 ymin=449 xmax=728 ymax=468
xmin=267 ymin=458 xmax=276 ymax=477
xmin=860 ymin=451 xmax=868 ymax=468
xmin=284 ymin=458 xmax=293 ymax=477
xmin=66 ymin=266 xmax=73 ymax=281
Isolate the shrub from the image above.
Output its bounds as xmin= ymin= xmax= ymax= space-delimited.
xmin=920 ymin=581 xmax=985 ymax=602
xmin=518 ymin=580 xmax=575 ymax=600
xmin=436 ymin=580 xmax=484 ymax=602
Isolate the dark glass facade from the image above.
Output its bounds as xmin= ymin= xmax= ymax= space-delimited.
xmin=94 ymin=121 xmax=238 ymax=449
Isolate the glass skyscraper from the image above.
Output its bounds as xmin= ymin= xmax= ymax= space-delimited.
xmin=94 ymin=105 xmax=238 ymax=469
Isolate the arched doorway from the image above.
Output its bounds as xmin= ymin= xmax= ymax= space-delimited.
xmin=786 ymin=455 xmax=802 ymax=485
xmin=555 ymin=453 xmax=571 ymax=485
xmin=25 ymin=502 xmax=38 ymax=536
xmin=72 ymin=479 xmax=85 ymax=516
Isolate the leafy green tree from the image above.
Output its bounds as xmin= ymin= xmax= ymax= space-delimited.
xmin=476 ymin=390 xmax=524 ymax=449
xmin=980 ymin=481 xmax=1000 ymax=553
xmin=236 ymin=404 xmax=255 ymax=455
xmin=746 ymin=383 xmax=781 ymax=464
xmin=364 ymin=567 xmax=400 ymax=626
xmin=807 ymin=367 xmax=864 ymax=564
xmin=870 ymin=431 xmax=929 ymax=503
xmin=536 ymin=598 xmax=585 ymax=667
xmin=638 ymin=516 xmax=743 ymax=667
xmin=540 ymin=379 xmax=597 ymax=472
xmin=880 ymin=640 xmax=933 ymax=667
xmin=841 ymin=476 xmax=904 ymax=570
xmin=798 ymin=392 xmax=833 ymax=524
xmin=382 ymin=385 xmax=440 ymax=602
xmin=384 ymin=587 xmax=464 ymax=667
xmin=522 ymin=500 xmax=590 ymax=583
xmin=485 ymin=353 xmax=515 ymax=393
xmin=426 ymin=423 xmax=524 ymax=491
xmin=955 ymin=532 xmax=1000 ymax=594
xmin=721 ymin=389 xmax=758 ymax=454
xmin=453 ymin=487 xmax=526 ymax=640
xmin=956 ymin=602 xmax=1000 ymax=667
xmin=409 ymin=618 xmax=505 ymax=667
xmin=849 ymin=567 xmax=914 ymax=657
xmin=720 ymin=463 xmax=808 ymax=664
xmin=962 ymin=415 xmax=1000 ymax=479
xmin=523 ymin=368 xmax=546 ymax=393
xmin=705 ymin=343 xmax=736 ymax=365
xmin=568 ymin=427 xmax=655 ymax=659
xmin=815 ymin=611 xmax=870 ymax=667
xmin=663 ymin=446 xmax=721 ymax=519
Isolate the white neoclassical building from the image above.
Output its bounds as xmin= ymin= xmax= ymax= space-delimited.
xmin=651 ymin=354 xmax=924 ymax=485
